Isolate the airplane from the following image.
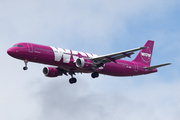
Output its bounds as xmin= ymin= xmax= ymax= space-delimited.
xmin=7 ymin=40 xmax=171 ymax=84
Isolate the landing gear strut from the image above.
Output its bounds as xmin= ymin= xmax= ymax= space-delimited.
xmin=23 ymin=60 xmax=28 ymax=70
xmin=69 ymin=72 xmax=77 ymax=84
xmin=91 ymin=72 xmax=99 ymax=78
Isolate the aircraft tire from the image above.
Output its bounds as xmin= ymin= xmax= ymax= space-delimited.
xmin=91 ymin=72 xmax=99 ymax=78
xmin=23 ymin=66 xmax=28 ymax=70
xmin=95 ymin=72 xmax=99 ymax=78
xmin=69 ymin=78 xmax=77 ymax=84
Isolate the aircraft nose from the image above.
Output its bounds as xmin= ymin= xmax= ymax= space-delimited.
xmin=7 ymin=48 xmax=14 ymax=56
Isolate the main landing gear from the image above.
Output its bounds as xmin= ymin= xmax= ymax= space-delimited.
xmin=68 ymin=71 xmax=99 ymax=84
xmin=69 ymin=72 xmax=77 ymax=84
xmin=23 ymin=60 xmax=28 ymax=70
xmin=91 ymin=72 xmax=99 ymax=78
xmin=69 ymin=78 xmax=77 ymax=84
xmin=69 ymin=71 xmax=99 ymax=84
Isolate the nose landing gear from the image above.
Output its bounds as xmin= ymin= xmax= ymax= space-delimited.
xmin=23 ymin=60 xmax=28 ymax=70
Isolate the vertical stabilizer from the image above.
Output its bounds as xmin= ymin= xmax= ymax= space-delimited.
xmin=132 ymin=40 xmax=154 ymax=66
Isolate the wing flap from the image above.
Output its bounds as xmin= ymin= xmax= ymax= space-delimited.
xmin=144 ymin=63 xmax=171 ymax=70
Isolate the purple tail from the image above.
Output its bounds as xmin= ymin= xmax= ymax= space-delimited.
xmin=133 ymin=40 xmax=154 ymax=66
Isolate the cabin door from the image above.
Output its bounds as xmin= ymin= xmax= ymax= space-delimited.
xmin=27 ymin=43 xmax=33 ymax=53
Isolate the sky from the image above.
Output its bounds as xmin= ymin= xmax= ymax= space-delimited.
xmin=0 ymin=0 xmax=180 ymax=120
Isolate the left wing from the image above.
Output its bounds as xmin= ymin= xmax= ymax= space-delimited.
xmin=91 ymin=47 xmax=146 ymax=68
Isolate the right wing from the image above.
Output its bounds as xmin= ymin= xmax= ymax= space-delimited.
xmin=90 ymin=47 xmax=146 ymax=68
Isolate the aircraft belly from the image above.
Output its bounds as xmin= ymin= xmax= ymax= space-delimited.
xmin=100 ymin=62 xmax=140 ymax=76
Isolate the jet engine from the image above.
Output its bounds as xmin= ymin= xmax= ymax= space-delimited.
xmin=75 ymin=58 xmax=93 ymax=69
xmin=43 ymin=67 xmax=63 ymax=77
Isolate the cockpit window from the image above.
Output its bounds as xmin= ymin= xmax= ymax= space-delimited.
xmin=13 ymin=45 xmax=23 ymax=47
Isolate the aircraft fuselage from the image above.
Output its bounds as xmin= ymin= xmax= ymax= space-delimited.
xmin=7 ymin=42 xmax=157 ymax=77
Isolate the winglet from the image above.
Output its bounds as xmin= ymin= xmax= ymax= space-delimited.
xmin=144 ymin=63 xmax=171 ymax=70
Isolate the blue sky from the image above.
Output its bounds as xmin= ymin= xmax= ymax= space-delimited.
xmin=0 ymin=0 xmax=180 ymax=120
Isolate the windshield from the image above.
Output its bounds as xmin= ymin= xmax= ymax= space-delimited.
xmin=13 ymin=45 xmax=23 ymax=47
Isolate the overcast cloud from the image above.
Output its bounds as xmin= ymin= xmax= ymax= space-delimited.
xmin=0 ymin=0 xmax=180 ymax=120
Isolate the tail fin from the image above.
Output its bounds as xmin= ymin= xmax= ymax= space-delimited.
xmin=132 ymin=40 xmax=154 ymax=66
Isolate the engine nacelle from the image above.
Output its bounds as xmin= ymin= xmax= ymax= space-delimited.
xmin=43 ymin=67 xmax=62 ymax=77
xmin=75 ymin=58 xmax=93 ymax=69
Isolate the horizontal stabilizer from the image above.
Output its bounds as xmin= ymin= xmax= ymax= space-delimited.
xmin=144 ymin=63 xmax=171 ymax=70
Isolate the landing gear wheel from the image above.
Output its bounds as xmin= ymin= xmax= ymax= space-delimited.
xmin=23 ymin=66 xmax=28 ymax=70
xmin=91 ymin=73 xmax=96 ymax=78
xmin=91 ymin=72 xmax=99 ymax=78
xmin=69 ymin=78 xmax=77 ymax=84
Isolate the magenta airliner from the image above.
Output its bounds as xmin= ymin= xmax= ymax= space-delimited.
xmin=7 ymin=40 xmax=170 ymax=84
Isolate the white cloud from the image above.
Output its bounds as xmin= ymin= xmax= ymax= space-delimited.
xmin=33 ymin=74 xmax=180 ymax=120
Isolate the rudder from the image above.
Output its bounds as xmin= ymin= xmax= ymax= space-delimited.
xmin=132 ymin=40 xmax=154 ymax=66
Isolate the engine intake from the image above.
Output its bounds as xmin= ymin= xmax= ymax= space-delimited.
xmin=43 ymin=67 xmax=62 ymax=77
xmin=75 ymin=58 xmax=93 ymax=69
